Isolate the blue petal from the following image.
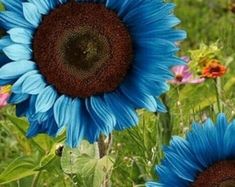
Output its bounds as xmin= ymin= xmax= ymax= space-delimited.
xmin=0 ymin=54 xmax=11 ymax=68
xmin=186 ymin=121 xmax=215 ymax=168
xmin=135 ymin=39 xmax=179 ymax=55
xmin=28 ymin=0 xmax=50 ymax=15
xmin=26 ymin=121 xmax=40 ymax=137
xmin=22 ymin=2 xmax=42 ymax=27
xmin=80 ymin=101 xmax=100 ymax=144
xmin=8 ymin=93 xmax=29 ymax=104
xmin=146 ymin=182 xmax=164 ymax=187
xmin=11 ymin=70 xmax=38 ymax=93
xmin=169 ymin=136 xmax=202 ymax=172
xmin=15 ymin=98 xmax=30 ymax=117
xmin=0 ymin=36 xmax=13 ymax=50
xmin=106 ymin=0 xmax=142 ymax=18
xmin=132 ymin=29 xmax=186 ymax=43
xmin=3 ymin=44 xmax=32 ymax=61
xmin=0 ymin=60 xmax=36 ymax=80
xmin=7 ymin=28 xmax=33 ymax=44
xmin=124 ymin=3 xmax=175 ymax=26
xmin=156 ymin=164 xmax=188 ymax=187
xmin=0 ymin=11 xmax=33 ymax=30
xmin=203 ymin=119 xmax=220 ymax=162
xmin=20 ymin=73 xmax=46 ymax=94
xmin=164 ymin=149 xmax=195 ymax=182
xmin=156 ymin=99 xmax=167 ymax=113
xmin=66 ymin=99 xmax=85 ymax=148
xmin=133 ymin=65 xmax=174 ymax=82
xmin=135 ymin=54 xmax=186 ymax=69
xmin=35 ymin=86 xmax=58 ymax=113
xmin=28 ymin=0 xmax=66 ymax=14
xmin=26 ymin=116 xmax=58 ymax=137
xmin=53 ymin=95 xmax=72 ymax=129
xmin=119 ymin=83 xmax=158 ymax=112
xmin=0 ymin=78 xmax=14 ymax=86
xmin=104 ymin=92 xmax=138 ymax=130
xmin=85 ymin=96 xmax=116 ymax=135
xmin=1 ymin=0 xmax=23 ymax=15
xmin=223 ymin=120 xmax=235 ymax=158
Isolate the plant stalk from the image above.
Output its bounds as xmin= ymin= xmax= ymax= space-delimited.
xmin=98 ymin=134 xmax=112 ymax=187
xmin=158 ymin=94 xmax=172 ymax=145
xmin=214 ymin=78 xmax=222 ymax=113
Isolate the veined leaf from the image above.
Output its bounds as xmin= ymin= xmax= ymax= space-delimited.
xmin=76 ymin=155 xmax=114 ymax=187
xmin=0 ymin=156 xmax=38 ymax=184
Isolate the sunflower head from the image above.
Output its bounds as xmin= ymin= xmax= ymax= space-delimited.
xmin=0 ymin=0 xmax=186 ymax=147
xmin=146 ymin=114 xmax=235 ymax=187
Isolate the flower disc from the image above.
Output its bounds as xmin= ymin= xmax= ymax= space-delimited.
xmin=33 ymin=2 xmax=132 ymax=98
xmin=192 ymin=160 xmax=235 ymax=187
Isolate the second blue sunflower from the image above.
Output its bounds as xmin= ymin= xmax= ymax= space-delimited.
xmin=147 ymin=113 xmax=235 ymax=187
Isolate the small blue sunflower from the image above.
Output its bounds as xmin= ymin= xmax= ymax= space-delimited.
xmin=0 ymin=0 xmax=186 ymax=147
xmin=147 ymin=113 xmax=235 ymax=187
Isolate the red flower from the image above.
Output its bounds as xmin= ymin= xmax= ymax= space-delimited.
xmin=202 ymin=59 xmax=227 ymax=79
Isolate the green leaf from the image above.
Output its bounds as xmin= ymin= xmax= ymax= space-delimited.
xmin=61 ymin=141 xmax=114 ymax=187
xmin=61 ymin=140 xmax=99 ymax=174
xmin=4 ymin=114 xmax=28 ymax=134
xmin=76 ymin=155 xmax=114 ymax=187
xmin=4 ymin=114 xmax=55 ymax=153
xmin=0 ymin=156 xmax=38 ymax=184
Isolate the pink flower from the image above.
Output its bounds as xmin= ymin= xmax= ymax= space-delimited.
xmin=0 ymin=93 xmax=10 ymax=108
xmin=170 ymin=57 xmax=205 ymax=85
xmin=0 ymin=85 xmax=11 ymax=108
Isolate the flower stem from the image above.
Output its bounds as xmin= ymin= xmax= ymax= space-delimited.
xmin=98 ymin=134 xmax=112 ymax=187
xmin=214 ymin=78 xmax=222 ymax=113
xmin=159 ymin=94 xmax=172 ymax=145
xmin=98 ymin=134 xmax=112 ymax=158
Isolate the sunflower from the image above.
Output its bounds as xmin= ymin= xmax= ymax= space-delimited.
xmin=0 ymin=0 xmax=186 ymax=147
xmin=146 ymin=113 xmax=235 ymax=187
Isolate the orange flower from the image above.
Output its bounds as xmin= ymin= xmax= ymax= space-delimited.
xmin=229 ymin=0 xmax=235 ymax=13
xmin=202 ymin=59 xmax=227 ymax=79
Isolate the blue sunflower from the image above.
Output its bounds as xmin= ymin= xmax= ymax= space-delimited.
xmin=0 ymin=0 xmax=186 ymax=147
xmin=147 ymin=113 xmax=235 ymax=187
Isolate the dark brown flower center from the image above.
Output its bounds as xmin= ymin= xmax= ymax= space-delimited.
xmin=33 ymin=2 xmax=132 ymax=98
xmin=210 ymin=67 xmax=221 ymax=73
xmin=191 ymin=160 xmax=235 ymax=187
xmin=175 ymin=74 xmax=183 ymax=82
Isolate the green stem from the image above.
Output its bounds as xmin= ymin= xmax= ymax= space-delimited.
xmin=98 ymin=134 xmax=112 ymax=158
xmin=176 ymin=87 xmax=184 ymax=124
xmin=158 ymin=94 xmax=172 ymax=145
xmin=31 ymin=171 xmax=41 ymax=187
xmin=98 ymin=134 xmax=112 ymax=187
xmin=214 ymin=78 xmax=222 ymax=113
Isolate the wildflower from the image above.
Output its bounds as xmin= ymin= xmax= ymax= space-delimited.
xmin=202 ymin=59 xmax=227 ymax=78
xmin=0 ymin=85 xmax=11 ymax=108
xmin=170 ymin=57 xmax=205 ymax=84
